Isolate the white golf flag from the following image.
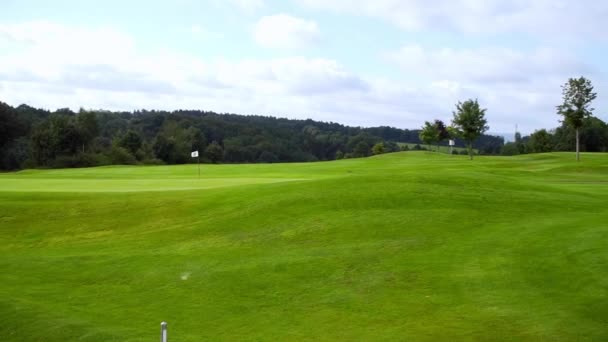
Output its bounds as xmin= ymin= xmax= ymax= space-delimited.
xmin=191 ymin=151 xmax=199 ymax=158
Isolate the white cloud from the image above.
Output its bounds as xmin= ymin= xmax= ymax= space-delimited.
xmin=188 ymin=24 xmax=223 ymax=41
xmin=228 ymin=0 xmax=265 ymax=12
xmin=384 ymin=44 xmax=605 ymax=133
xmin=0 ymin=21 xmax=606 ymax=135
xmin=0 ymin=22 xmax=369 ymax=122
xmin=207 ymin=0 xmax=265 ymax=13
xmin=297 ymin=0 xmax=608 ymax=39
xmin=190 ymin=24 xmax=203 ymax=34
xmin=386 ymin=45 xmax=592 ymax=85
xmin=254 ymin=14 xmax=320 ymax=49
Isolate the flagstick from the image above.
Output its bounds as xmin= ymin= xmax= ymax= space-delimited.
xmin=191 ymin=150 xmax=200 ymax=179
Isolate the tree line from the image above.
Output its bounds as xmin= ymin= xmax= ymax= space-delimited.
xmin=417 ymin=77 xmax=604 ymax=161
xmin=0 ymin=102 xmax=504 ymax=170
xmin=502 ymin=77 xmax=603 ymax=159
xmin=0 ymin=77 xmax=599 ymax=170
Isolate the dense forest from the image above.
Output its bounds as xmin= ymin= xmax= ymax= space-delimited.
xmin=0 ymin=101 xmax=507 ymax=170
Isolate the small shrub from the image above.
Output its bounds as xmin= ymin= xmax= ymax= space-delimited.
xmin=372 ymin=142 xmax=385 ymax=155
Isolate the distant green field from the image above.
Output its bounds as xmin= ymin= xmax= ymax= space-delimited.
xmin=397 ymin=142 xmax=477 ymax=154
xmin=1 ymin=152 xmax=607 ymax=341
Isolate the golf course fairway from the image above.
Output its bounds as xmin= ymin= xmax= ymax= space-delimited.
xmin=1 ymin=152 xmax=607 ymax=341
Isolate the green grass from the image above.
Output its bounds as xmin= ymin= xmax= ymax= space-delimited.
xmin=397 ymin=142 xmax=477 ymax=154
xmin=1 ymin=152 xmax=607 ymax=341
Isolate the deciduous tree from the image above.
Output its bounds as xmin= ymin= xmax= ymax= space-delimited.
xmin=528 ymin=129 xmax=554 ymax=153
xmin=435 ymin=119 xmax=449 ymax=152
xmin=451 ymin=99 xmax=489 ymax=160
xmin=557 ymin=76 xmax=597 ymax=161
xmin=372 ymin=142 xmax=385 ymax=155
xmin=419 ymin=121 xmax=437 ymax=150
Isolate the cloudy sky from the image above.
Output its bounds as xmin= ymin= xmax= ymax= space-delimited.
xmin=1 ymin=0 xmax=606 ymax=134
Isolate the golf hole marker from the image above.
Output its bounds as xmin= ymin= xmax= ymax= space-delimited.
xmin=191 ymin=150 xmax=200 ymax=178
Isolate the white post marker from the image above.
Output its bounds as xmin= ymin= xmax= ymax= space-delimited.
xmin=449 ymin=140 xmax=455 ymax=154
xmin=160 ymin=321 xmax=167 ymax=342
xmin=191 ymin=150 xmax=200 ymax=178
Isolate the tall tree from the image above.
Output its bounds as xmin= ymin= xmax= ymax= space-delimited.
xmin=434 ymin=119 xmax=449 ymax=152
xmin=0 ymin=102 xmax=24 ymax=151
xmin=452 ymin=99 xmax=489 ymax=160
xmin=30 ymin=123 xmax=54 ymax=166
xmin=77 ymin=109 xmax=99 ymax=153
xmin=419 ymin=121 xmax=437 ymax=150
xmin=557 ymin=77 xmax=597 ymax=161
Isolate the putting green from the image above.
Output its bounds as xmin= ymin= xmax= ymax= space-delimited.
xmin=0 ymin=177 xmax=307 ymax=192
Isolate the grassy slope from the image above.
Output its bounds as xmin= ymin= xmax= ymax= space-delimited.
xmin=1 ymin=152 xmax=607 ymax=341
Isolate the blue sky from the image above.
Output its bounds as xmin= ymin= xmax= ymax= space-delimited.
xmin=1 ymin=0 xmax=607 ymax=134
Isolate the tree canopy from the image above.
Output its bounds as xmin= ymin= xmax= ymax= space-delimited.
xmin=451 ymin=99 xmax=489 ymax=160
xmin=557 ymin=76 xmax=597 ymax=161
xmin=419 ymin=121 xmax=438 ymax=149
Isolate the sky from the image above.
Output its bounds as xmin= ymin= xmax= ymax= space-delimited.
xmin=0 ymin=0 xmax=607 ymax=135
